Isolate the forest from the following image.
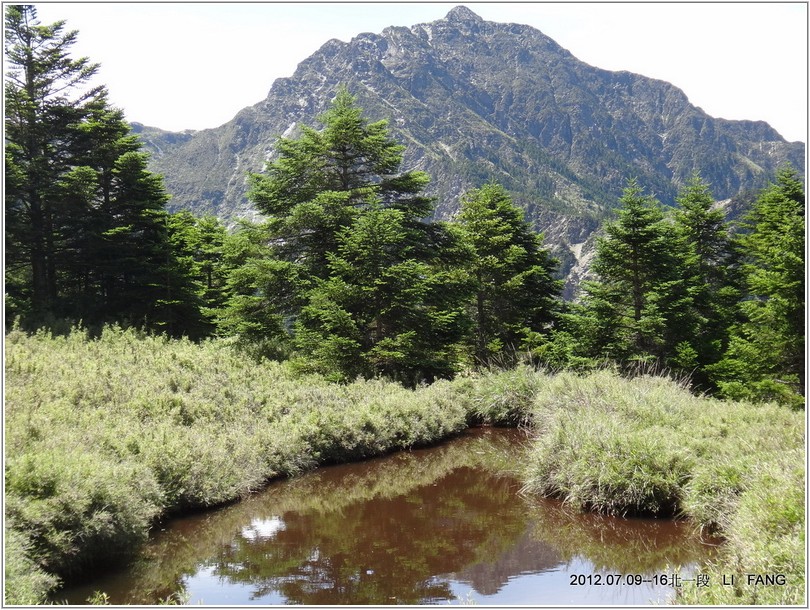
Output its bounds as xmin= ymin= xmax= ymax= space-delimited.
xmin=5 ymin=6 xmax=805 ymax=405
xmin=4 ymin=5 xmax=806 ymax=606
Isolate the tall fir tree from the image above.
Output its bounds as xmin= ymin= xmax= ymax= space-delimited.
xmin=247 ymin=86 xmax=434 ymax=280
xmin=225 ymin=87 xmax=453 ymax=360
xmin=4 ymin=4 xmax=104 ymax=321
xmin=4 ymin=5 xmax=202 ymax=334
xmin=295 ymin=200 xmax=467 ymax=384
xmin=454 ymin=183 xmax=560 ymax=365
xmin=571 ymin=179 xmax=691 ymax=367
xmin=671 ymin=173 xmax=739 ymax=384
xmin=709 ymin=166 xmax=805 ymax=407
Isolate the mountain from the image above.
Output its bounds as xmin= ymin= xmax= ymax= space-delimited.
xmin=141 ymin=5 xmax=804 ymax=295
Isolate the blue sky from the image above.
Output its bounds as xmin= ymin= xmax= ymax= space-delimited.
xmin=31 ymin=2 xmax=808 ymax=142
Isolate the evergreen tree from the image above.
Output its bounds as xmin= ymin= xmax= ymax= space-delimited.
xmin=455 ymin=183 xmax=560 ymax=365
xmin=571 ymin=179 xmax=691 ymax=366
xmin=226 ymin=87 xmax=449 ymax=359
xmin=671 ymin=174 xmax=739 ymax=383
xmin=709 ymin=166 xmax=805 ymax=407
xmin=248 ymin=86 xmax=433 ymax=280
xmin=4 ymin=5 xmax=202 ymax=334
xmin=166 ymin=211 xmax=231 ymax=333
xmin=4 ymin=4 xmax=104 ymax=322
xmin=215 ymin=221 xmax=303 ymax=359
xmin=108 ymin=152 xmax=205 ymax=335
xmin=295 ymin=200 xmax=467 ymax=384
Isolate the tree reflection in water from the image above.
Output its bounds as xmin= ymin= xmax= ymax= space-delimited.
xmin=213 ymin=465 xmax=543 ymax=604
xmin=54 ymin=429 xmax=714 ymax=605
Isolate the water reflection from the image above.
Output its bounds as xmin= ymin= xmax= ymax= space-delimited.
xmin=55 ymin=428 xmax=715 ymax=605
xmin=240 ymin=516 xmax=285 ymax=541
xmin=212 ymin=465 xmax=543 ymax=604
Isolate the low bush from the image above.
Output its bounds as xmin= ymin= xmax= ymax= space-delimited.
xmin=3 ymin=518 xmax=60 ymax=605
xmin=5 ymin=449 xmax=162 ymax=576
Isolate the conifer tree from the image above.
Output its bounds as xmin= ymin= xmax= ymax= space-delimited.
xmin=455 ymin=183 xmax=560 ymax=365
xmin=166 ymin=211 xmax=231 ymax=334
xmin=4 ymin=4 xmax=105 ymax=321
xmin=671 ymin=174 xmax=739 ymax=382
xmin=216 ymin=222 xmax=303 ymax=359
xmin=248 ymin=86 xmax=433 ymax=280
xmin=709 ymin=166 xmax=805 ymax=407
xmin=227 ymin=87 xmax=453 ymax=362
xmin=4 ymin=5 xmax=202 ymax=334
xmin=295 ymin=200 xmax=467 ymax=384
xmin=571 ymin=179 xmax=690 ymax=366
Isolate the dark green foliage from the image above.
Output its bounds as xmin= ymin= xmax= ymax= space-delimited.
xmin=215 ymin=222 xmax=303 ymax=359
xmin=670 ymin=174 xmax=739 ymax=386
xmin=295 ymin=201 xmax=468 ymax=384
xmin=229 ymin=88 xmax=469 ymax=379
xmin=165 ymin=211 xmax=232 ymax=335
xmin=570 ymin=179 xmax=691 ymax=366
xmin=248 ymin=86 xmax=433 ymax=280
xmin=455 ymin=183 xmax=560 ymax=365
xmin=709 ymin=166 xmax=805 ymax=407
xmin=4 ymin=5 xmax=203 ymax=336
xmin=4 ymin=4 xmax=105 ymax=322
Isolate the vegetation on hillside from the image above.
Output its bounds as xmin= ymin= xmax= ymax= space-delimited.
xmin=5 ymin=3 xmax=804 ymax=402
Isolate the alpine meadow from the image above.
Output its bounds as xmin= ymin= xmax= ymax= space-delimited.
xmin=4 ymin=4 xmax=805 ymax=606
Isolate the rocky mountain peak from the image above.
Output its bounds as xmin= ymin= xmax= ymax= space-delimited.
xmin=445 ymin=5 xmax=483 ymax=23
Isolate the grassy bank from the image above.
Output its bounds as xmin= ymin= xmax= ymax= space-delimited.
xmin=520 ymin=370 xmax=805 ymax=605
xmin=4 ymin=326 xmax=477 ymax=604
xmin=4 ymin=328 xmax=805 ymax=605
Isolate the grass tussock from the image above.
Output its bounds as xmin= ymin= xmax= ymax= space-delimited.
xmin=519 ymin=369 xmax=805 ymax=605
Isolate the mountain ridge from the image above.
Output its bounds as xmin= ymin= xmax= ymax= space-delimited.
xmin=140 ymin=6 xmax=804 ymax=294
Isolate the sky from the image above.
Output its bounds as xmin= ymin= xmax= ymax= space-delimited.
xmin=29 ymin=2 xmax=808 ymax=143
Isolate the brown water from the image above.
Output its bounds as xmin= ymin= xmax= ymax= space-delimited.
xmin=54 ymin=428 xmax=717 ymax=605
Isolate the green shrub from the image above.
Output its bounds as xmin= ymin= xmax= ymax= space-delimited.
xmin=524 ymin=415 xmax=689 ymax=516
xmin=5 ymin=448 xmax=162 ymax=576
xmin=4 ymin=519 xmax=60 ymax=605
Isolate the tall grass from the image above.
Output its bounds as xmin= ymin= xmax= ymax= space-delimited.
xmin=520 ymin=369 xmax=805 ymax=605
xmin=4 ymin=328 xmax=804 ymax=605
xmin=4 ymin=326 xmax=472 ymax=603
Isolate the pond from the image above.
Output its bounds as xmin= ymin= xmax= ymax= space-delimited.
xmin=55 ymin=428 xmax=717 ymax=605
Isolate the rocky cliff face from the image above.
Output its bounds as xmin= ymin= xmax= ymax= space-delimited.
xmin=142 ymin=6 xmax=804 ymax=296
